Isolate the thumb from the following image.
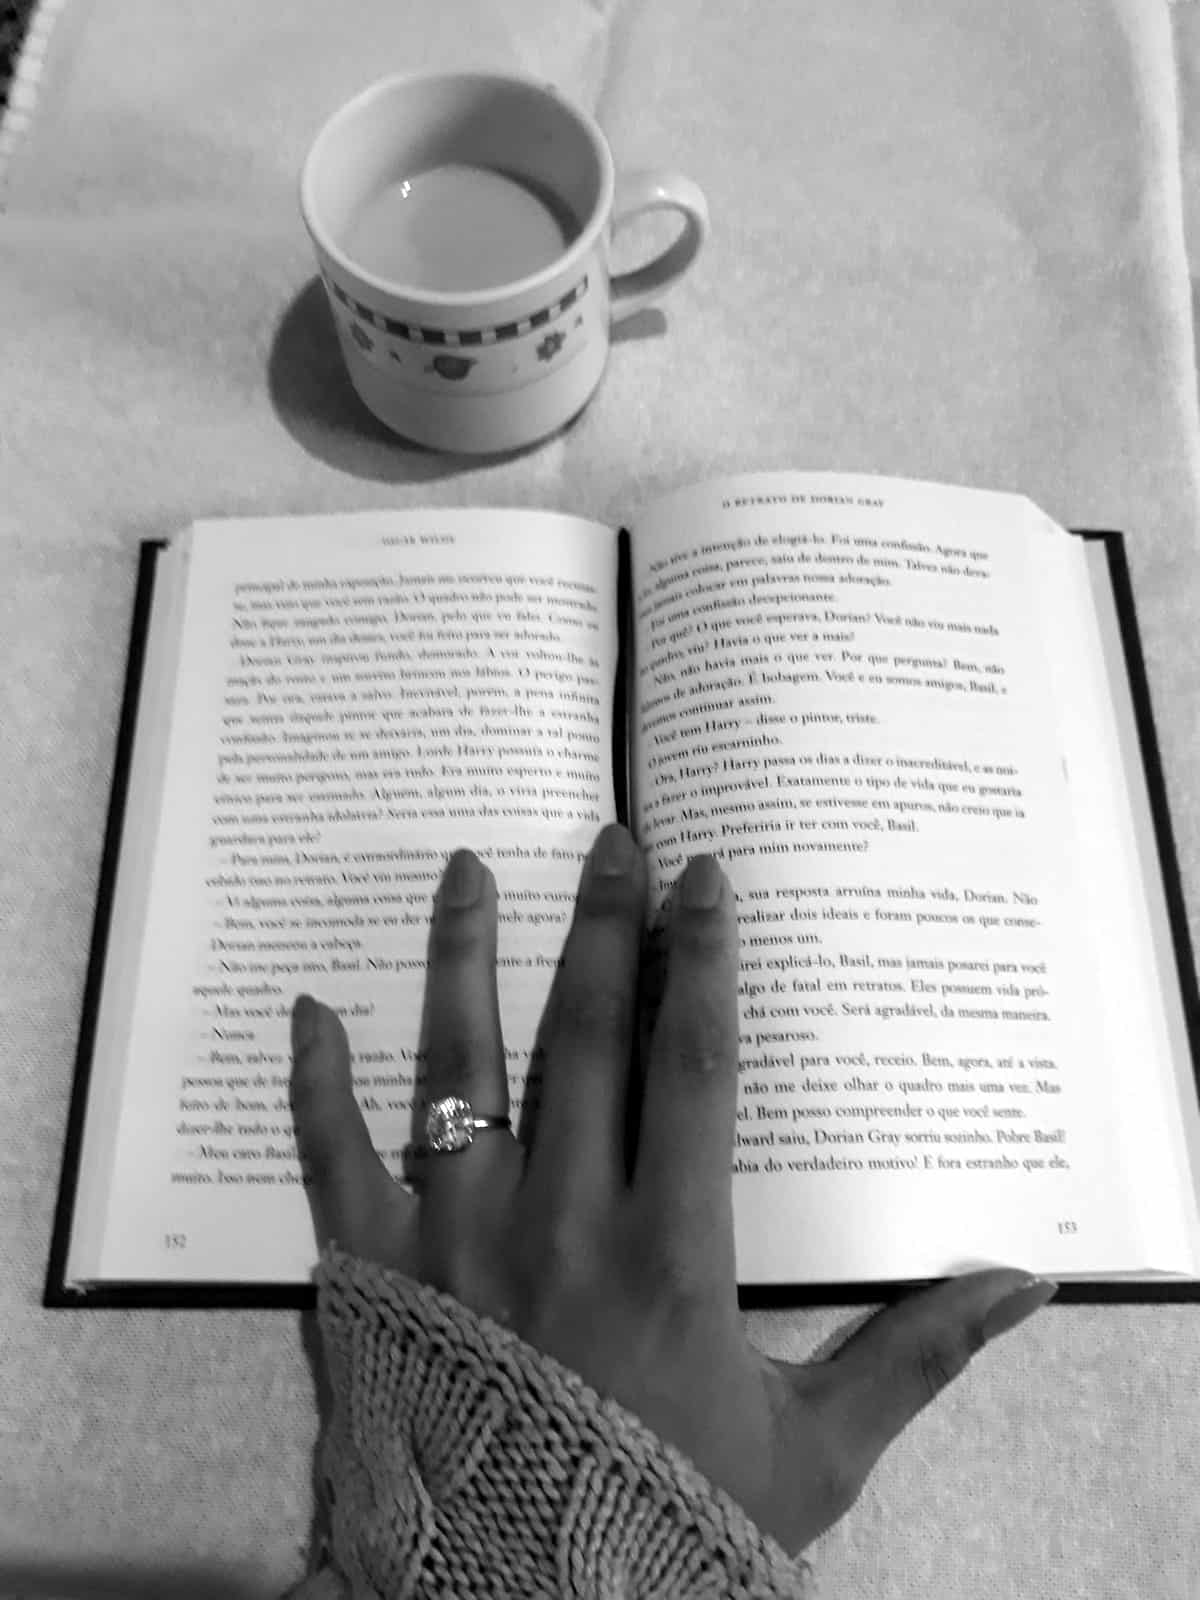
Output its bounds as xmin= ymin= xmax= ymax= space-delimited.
xmin=816 ymin=1268 xmax=1057 ymax=1467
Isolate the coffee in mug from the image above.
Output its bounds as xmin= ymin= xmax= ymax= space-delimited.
xmin=300 ymin=71 xmax=709 ymax=453
xmin=343 ymin=163 xmax=579 ymax=292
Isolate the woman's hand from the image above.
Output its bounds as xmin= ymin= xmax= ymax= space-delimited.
xmin=289 ymin=823 xmax=1055 ymax=1555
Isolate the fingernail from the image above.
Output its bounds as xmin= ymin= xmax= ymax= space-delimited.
xmin=441 ymin=851 xmax=482 ymax=907
xmin=591 ymin=825 xmax=637 ymax=877
xmin=680 ymin=854 xmax=723 ymax=909
xmin=292 ymin=993 xmax=320 ymax=1054
xmin=982 ymin=1275 xmax=1058 ymax=1341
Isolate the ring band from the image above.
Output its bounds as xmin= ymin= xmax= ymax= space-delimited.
xmin=413 ymin=1094 xmax=512 ymax=1156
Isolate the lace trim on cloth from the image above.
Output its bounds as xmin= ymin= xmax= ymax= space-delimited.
xmin=0 ymin=0 xmax=67 ymax=203
xmin=299 ymin=1246 xmax=817 ymax=1600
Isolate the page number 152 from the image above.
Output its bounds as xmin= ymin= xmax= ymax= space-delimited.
xmin=163 ymin=1232 xmax=188 ymax=1250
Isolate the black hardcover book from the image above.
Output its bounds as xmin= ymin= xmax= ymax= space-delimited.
xmin=45 ymin=475 xmax=1200 ymax=1308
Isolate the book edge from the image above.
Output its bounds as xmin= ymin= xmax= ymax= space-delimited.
xmin=1073 ymin=532 xmax=1200 ymax=1082
xmin=43 ymin=541 xmax=164 ymax=1308
xmin=50 ymin=526 xmax=1200 ymax=1307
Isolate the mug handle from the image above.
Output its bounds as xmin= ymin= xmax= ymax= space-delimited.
xmin=609 ymin=170 xmax=709 ymax=325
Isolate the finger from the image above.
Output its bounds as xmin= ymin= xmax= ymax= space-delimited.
xmin=522 ymin=824 xmax=646 ymax=1209
xmin=632 ymin=854 xmax=740 ymax=1289
xmin=417 ymin=849 xmax=511 ymax=1207
xmin=290 ymin=993 xmax=404 ymax=1252
xmin=811 ymin=1268 xmax=1059 ymax=1478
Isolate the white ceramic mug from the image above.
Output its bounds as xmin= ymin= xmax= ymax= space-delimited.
xmin=299 ymin=71 xmax=709 ymax=454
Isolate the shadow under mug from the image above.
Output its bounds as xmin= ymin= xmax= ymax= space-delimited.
xmin=299 ymin=71 xmax=709 ymax=454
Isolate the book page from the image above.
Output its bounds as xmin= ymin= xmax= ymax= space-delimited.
xmin=81 ymin=509 xmax=618 ymax=1283
xmin=630 ymin=473 xmax=1196 ymax=1284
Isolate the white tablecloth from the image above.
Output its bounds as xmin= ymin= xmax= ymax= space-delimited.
xmin=2 ymin=2 xmax=1198 ymax=1594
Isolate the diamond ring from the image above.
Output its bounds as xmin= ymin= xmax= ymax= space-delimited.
xmin=419 ymin=1094 xmax=512 ymax=1155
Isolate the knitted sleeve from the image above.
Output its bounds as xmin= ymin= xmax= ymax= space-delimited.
xmin=291 ymin=1245 xmax=817 ymax=1599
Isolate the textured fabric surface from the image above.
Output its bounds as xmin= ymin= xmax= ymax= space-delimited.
xmin=2 ymin=3 xmax=1200 ymax=1597
xmin=291 ymin=1248 xmax=812 ymax=1598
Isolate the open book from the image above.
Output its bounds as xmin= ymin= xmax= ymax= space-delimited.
xmin=46 ymin=473 xmax=1200 ymax=1307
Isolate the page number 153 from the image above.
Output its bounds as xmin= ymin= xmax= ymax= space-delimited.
xmin=1056 ymin=1219 xmax=1078 ymax=1235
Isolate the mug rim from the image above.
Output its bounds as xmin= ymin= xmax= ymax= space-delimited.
xmin=299 ymin=69 xmax=616 ymax=308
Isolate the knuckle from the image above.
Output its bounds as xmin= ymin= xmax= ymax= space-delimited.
xmin=287 ymin=1092 xmax=334 ymax=1178
xmin=288 ymin=1046 xmax=313 ymax=1098
xmin=666 ymin=1035 xmax=731 ymax=1077
xmin=288 ymin=1053 xmax=325 ymax=1126
xmin=916 ymin=1325 xmax=981 ymax=1402
xmin=634 ymin=1233 xmax=717 ymax=1316
xmin=538 ymin=1217 xmax=589 ymax=1291
xmin=556 ymin=977 xmax=631 ymax=1043
xmin=673 ymin=907 xmax=734 ymax=958
xmin=423 ymin=1025 xmax=501 ymax=1092
xmin=429 ymin=903 xmax=487 ymax=962
xmin=580 ymin=867 xmax=643 ymax=915
xmin=423 ymin=1237 xmax=482 ymax=1304
xmin=657 ymin=1013 xmax=736 ymax=1077
xmin=514 ymin=1217 xmax=598 ymax=1335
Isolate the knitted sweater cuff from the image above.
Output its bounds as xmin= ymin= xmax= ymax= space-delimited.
xmin=310 ymin=1245 xmax=816 ymax=1599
